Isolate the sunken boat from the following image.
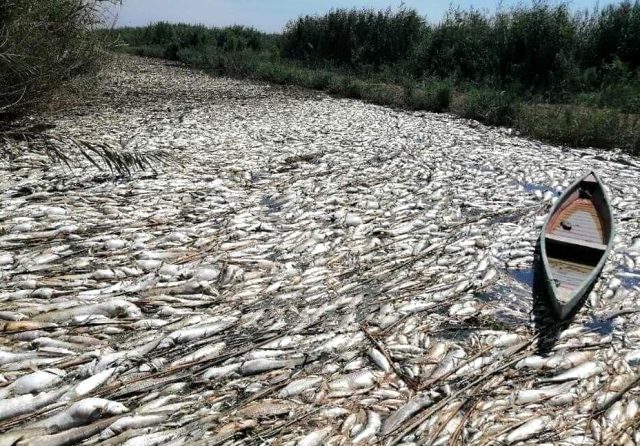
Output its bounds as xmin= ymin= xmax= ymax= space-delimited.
xmin=539 ymin=171 xmax=614 ymax=319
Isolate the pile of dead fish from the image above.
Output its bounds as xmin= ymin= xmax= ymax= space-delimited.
xmin=1 ymin=55 xmax=640 ymax=445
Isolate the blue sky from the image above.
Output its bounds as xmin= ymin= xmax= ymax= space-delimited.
xmin=106 ymin=0 xmax=610 ymax=32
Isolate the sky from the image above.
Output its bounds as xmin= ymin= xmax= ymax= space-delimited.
xmin=105 ymin=0 xmax=611 ymax=33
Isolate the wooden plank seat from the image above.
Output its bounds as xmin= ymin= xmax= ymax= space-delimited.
xmin=545 ymin=233 xmax=607 ymax=251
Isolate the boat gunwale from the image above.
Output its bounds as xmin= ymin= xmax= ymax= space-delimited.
xmin=539 ymin=170 xmax=615 ymax=319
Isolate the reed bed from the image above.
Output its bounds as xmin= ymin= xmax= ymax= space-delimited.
xmin=0 ymin=0 xmax=117 ymax=118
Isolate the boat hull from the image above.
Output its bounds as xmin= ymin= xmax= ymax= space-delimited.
xmin=539 ymin=171 xmax=614 ymax=319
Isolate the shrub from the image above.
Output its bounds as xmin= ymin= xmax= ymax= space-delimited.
xmin=116 ymin=3 xmax=640 ymax=104
xmin=358 ymin=83 xmax=405 ymax=107
xmin=0 ymin=0 xmax=117 ymax=116
xmin=583 ymin=1 xmax=640 ymax=70
xmin=420 ymin=9 xmax=494 ymax=82
xmin=113 ymin=24 xmax=275 ymax=55
xmin=455 ymin=89 xmax=520 ymax=126
xmin=493 ymin=3 xmax=577 ymax=89
xmin=407 ymin=81 xmax=452 ymax=112
xmin=281 ymin=8 xmax=424 ymax=68
xmin=518 ymin=104 xmax=640 ymax=154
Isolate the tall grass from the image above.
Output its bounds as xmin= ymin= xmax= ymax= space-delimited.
xmin=111 ymin=23 xmax=277 ymax=61
xmin=583 ymin=1 xmax=640 ymax=70
xmin=108 ymin=2 xmax=640 ymax=154
xmin=0 ymin=0 xmax=117 ymax=117
xmin=281 ymin=8 xmax=423 ymax=68
xmin=281 ymin=2 xmax=639 ymax=99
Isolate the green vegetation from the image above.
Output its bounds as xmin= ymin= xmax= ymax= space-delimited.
xmin=102 ymin=3 xmax=640 ymax=153
xmin=0 ymin=0 xmax=116 ymax=118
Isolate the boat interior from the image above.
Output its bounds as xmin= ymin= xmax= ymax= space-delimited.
xmin=544 ymin=174 xmax=612 ymax=303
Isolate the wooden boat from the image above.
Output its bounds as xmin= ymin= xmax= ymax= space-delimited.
xmin=539 ymin=171 xmax=614 ymax=319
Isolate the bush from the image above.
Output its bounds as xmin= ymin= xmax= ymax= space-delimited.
xmin=455 ymin=89 xmax=520 ymax=126
xmin=358 ymin=83 xmax=405 ymax=107
xmin=419 ymin=9 xmax=494 ymax=82
xmin=0 ymin=0 xmax=117 ymax=116
xmin=116 ymin=4 xmax=640 ymax=104
xmin=518 ymin=104 xmax=640 ymax=153
xmin=407 ymin=81 xmax=452 ymax=112
xmin=307 ymin=70 xmax=336 ymax=89
xmin=583 ymin=1 xmax=640 ymax=70
xmin=112 ymin=24 xmax=275 ymax=56
xmin=281 ymin=8 xmax=424 ymax=68
xmin=493 ymin=3 xmax=577 ymax=89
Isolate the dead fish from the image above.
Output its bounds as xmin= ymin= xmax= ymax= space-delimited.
xmin=157 ymin=317 xmax=237 ymax=348
xmin=7 ymin=369 xmax=65 ymax=396
xmin=33 ymin=300 xmax=142 ymax=322
xmin=100 ymin=414 xmax=168 ymax=439
xmin=62 ymin=367 xmax=115 ymax=400
xmin=119 ymin=430 xmax=182 ymax=446
xmin=514 ymin=383 xmax=573 ymax=405
xmin=0 ymin=388 xmax=67 ymax=421
xmin=546 ymin=351 xmax=595 ymax=370
xmin=278 ymin=376 xmax=323 ymax=397
xmin=2 ymin=54 xmax=639 ymax=446
xmin=212 ymin=420 xmax=257 ymax=443
xmin=368 ymin=348 xmax=391 ymax=372
xmin=15 ymin=416 xmax=123 ymax=446
xmin=329 ymin=370 xmax=380 ymax=391
xmin=28 ymin=398 xmax=128 ymax=430
xmin=429 ymin=348 xmax=466 ymax=381
xmin=170 ymin=342 xmax=226 ymax=366
xmin=202 ymin=363 xmax=241 ymax=379
xmin=0 ymin=321 xmax=58 ymax=333
xmin=541 ymin=362 xmax=604 ymax=383
xmin=297 ymin=426 xmax=333 ymax=446
xmin=381 ymin=395 xmax=432 ymax=435
xmin=238 ymin=400 xmax=294 ymax=418
xmin=505 ymin=417 xmax=550 ymax=444
xmin=352 ymin=411 xmax=381 ymax=444
xmin=240 ymin=357 xmax=304 ymax=375
xmin=0 ymin=350 xmax=41 ymax=366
